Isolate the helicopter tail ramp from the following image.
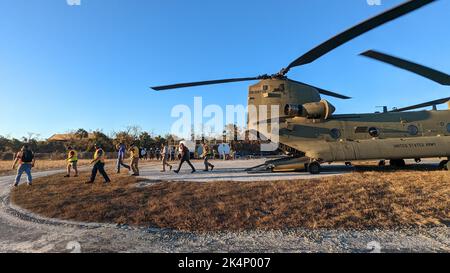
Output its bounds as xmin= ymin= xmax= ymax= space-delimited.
xmin=246 ymin=156 xmax=311 ymax=173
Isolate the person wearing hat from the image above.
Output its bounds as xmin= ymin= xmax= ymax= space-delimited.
xmin=85 ymin=143 xmax=111 ymax=184
xmin=64 ymin=146 xmax=78 ymax=177
xmin=129 ymin=142 xmax=140 ymax=176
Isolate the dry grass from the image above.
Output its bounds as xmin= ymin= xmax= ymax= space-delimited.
xmin=0 ymin=159 xmax=116 ymax=176
xmin=11 ymin=169 xmax=450 ymax=232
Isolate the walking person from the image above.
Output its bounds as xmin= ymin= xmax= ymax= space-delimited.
xmin=129 ymin=143 xmax=140 ymax=176
xmin=143 ymin=148 xmax=148 ymax=160
xmin=160 ymin=143 xmax=172 ymax=172
xmin=85 ymin=143 xmax=111 ymax=184
xmin=201 ymin=141 xmax=215 ymax=172
xmin=140 ymin=147 xmax=147 ymax=160
xmin=170 ymin=146 xmax=176 ymax=161
xmin=174 ymin=143 xmax=196 ymax=174
xmin=64 ymin=146 xmax=78 ymax=177
xmin=116 ymin=142 xmax=130 ymax=173
xmin=149 ymin=148 xmax=154 ymax=160
xmin=11 ymin=145 xmax=35 ymax=187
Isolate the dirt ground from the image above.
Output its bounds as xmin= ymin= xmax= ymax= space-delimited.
xmin=11 ymin=167 xmax=450 ymax=232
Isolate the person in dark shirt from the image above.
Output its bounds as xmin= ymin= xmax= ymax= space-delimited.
xmin=170 ymin=146 xmax=176 ymax=161
xmin=116 ymin=142 xmax=131 ymax=173
xmin=174 ymin=143 xmax=196 ymax=174
xmin=12 ymin=145 xmax=35 ymax=187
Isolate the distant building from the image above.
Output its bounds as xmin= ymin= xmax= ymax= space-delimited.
xmin=48 ymin=133 xmax=95 ymax=142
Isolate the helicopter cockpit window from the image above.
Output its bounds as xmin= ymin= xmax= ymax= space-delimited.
xmin=368 ymin=127 xmax=380 ymax=137
xmin=330 ymin=128 xmax=341 ymax=139
xmin=407 ymin=125 xmax=419 ymax=136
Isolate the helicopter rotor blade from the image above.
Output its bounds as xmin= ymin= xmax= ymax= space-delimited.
xmin=151 ymin=76 xmax=266 ymax=91
xmin=390 ymin=97 xmax=450 ymax=112
xmin=361 ymin=50 xmax=450 ymax=85
xmin=285 ymin=0 xmax=436 ymax=72
xmin=289 ymin=79 xmax=351 ymax=99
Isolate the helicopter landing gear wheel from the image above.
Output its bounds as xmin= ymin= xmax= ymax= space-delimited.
xmin=390 ymin=159 xmax=406 ymax=168
xmin=438 ymin=160 xmax=449 ymax=170
xmin=307 ymin=161 xmax=321 ymax=174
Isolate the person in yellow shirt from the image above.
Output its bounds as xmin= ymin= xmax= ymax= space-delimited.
xmin=64 ymin=146 xmax=78 ymax=178
xmin=129 ymin=143 xmax=140 ymax=176
xmin=85 ymin=143 xmax=111 ymax=184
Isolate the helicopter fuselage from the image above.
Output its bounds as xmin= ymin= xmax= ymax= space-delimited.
xmin=281 ymin=110 xmax=450 ymax=163
xmin=248 ymin=79 xmax=450 ymax=170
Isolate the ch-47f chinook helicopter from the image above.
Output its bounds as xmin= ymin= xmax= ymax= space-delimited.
xmin=152 ymin=0 xmax=450 ymax=174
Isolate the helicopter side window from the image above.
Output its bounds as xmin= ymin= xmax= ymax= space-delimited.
xmin=368 ymin=127 xmax=380 ymax=137
xmin=354 ymin=126 xmax=368 ymax=133
xmin=329 ymin=128 xmax=341 ymax=139
xmin=407 ymin=125 xmax=419 ymax=136
xmin=447 ymin=123 xmax=450 ymax=133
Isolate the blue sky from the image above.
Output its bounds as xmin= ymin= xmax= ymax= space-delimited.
xmin=0 ymin=0 xmax=449 ymax=139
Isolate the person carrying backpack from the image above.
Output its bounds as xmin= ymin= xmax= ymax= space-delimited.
xmin=11 ymin=145 xmax=35 ymax=187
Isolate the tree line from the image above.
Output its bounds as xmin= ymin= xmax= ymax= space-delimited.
xmin=0 ymin=127 xmax=177 ymax=154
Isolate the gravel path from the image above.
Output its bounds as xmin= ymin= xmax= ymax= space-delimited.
xmin=0 ymin=160 xmax=448 ymax=253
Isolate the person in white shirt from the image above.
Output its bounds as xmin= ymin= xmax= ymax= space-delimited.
xmin=160 ymin=143 xmax=172 ymax=172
